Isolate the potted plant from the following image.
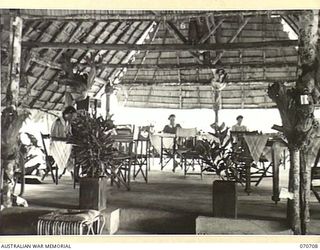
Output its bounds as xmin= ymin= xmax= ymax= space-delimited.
xmin=68 ymin=112 xmax=115 ymax=211
xmin=195 ymin=122 xmax=234 ymax=179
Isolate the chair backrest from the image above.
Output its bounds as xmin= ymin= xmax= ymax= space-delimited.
xmin=176 ymin=128 xmax=197 ymax=138
xmin=134 ymin=126 xmax=150 ymax=156
xmin=113 ymin=133 xmax=135 ymax=155
xmin=176 ymin=128 xmax=197 ymax=149
xmin=40 ymin=133 xmax=51 ymax=157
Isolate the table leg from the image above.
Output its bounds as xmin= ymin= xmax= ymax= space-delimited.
xmin=245 ymin=162 xmax=252 ymax=195
xmin=272 ymin=142 xmax=280 ymax=204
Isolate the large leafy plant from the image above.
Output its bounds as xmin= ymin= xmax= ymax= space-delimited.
xmin=196 ymin=122 xmax=233 ymax=178
xmin=68 ymin=112 xmax=115 ymax=178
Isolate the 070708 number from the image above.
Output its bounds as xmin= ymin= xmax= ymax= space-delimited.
xmin=300 ymin=244 xmax=319 ymax=248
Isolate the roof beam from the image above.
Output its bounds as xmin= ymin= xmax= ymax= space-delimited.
xmin=18 ymin=10 xmax=302 ymax=21
xmin=23 ymin=39 xmax=298 ymax=51
xmin=119 ymin=78 xmax=297 ymax=85
xmin=30 ymin=57 xmax=297 ymax=70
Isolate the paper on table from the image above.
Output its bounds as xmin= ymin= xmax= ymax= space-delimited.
xmin=279 ymin=188 xmax=294 ymax=200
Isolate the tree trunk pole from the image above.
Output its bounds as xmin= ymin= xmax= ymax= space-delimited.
xmin=287 ymin=148 xmax=301 ymax=234
xmin=2 ymin=15 xmax=23 ymax=208
xmin=7 ymin=16 xmax=23 ymax=107
xmin=295 ymin=10 xmax=319 ymax=235
xmin=300 ymin=149 xmax=312 ymax=234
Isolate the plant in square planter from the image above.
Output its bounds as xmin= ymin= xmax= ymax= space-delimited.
xmin=69 ymin=112 xmax=115 ymax=211
xmin=196 ymin=122 xmax=233 ymax=178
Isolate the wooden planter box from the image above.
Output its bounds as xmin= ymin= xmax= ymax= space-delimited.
xmin=79 ymin=177 xmax=108 ymax=211
xmin=212 ymin=180 xmax=237 ymax=219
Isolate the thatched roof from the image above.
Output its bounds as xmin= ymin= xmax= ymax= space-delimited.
xmin=1 ymin=9 xmax=301 ymax=110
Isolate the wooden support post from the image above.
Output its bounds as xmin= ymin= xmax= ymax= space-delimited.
xmin=2 ymin=15 xmax=24 ymax=208
xmin=287 ymin=148 xmax=301 ymax=234
xmin=271 ymin=141 xmax=281 ymax=204
xmin=7 ymin=16 xmax=23 ymax=107
xmin=105 ymin=94 xmax=111 ymax=118
xmin=268 ymin=10 xmax=320 ymax=235
xmin=295 ymin=10 xmax=320 ymax=235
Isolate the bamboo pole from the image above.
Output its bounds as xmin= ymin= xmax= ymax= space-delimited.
xmin=22 ymin=39 xmax=298 ymax=51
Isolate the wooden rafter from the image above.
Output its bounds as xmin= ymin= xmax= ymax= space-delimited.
xmin=152 ymin=23 xmax=168 ymax=82
xmin=166 ymin=21 xmax=188 ymax=43
xmin=211 ymin=17 xmax=251 ymax=65
xmin=20 ymin=21 xmax=74 ymax=104
xmin=23 ymin=39 xmax=298 ymax=51
xmin=47 ymin=22 xmax=110 ymax=106
xmin=165 ymin=21 xmax=203 ymax=64
xmin=93 ymin=22 xmax=152 ymax=97
xmin=29 ymin=21 xmax=86 ymax=108
xmin=52 ymin=22 xmax=138 ymax=108
xmin=107 ymin=22 xmax=154 ymax=82
xmin=96 ymin=22 xmax=143 ymax=78
xmin=199 ymin=18 xmax=224 ymax=44
xmin=281 ymin=15 xmax=299 ymax=36
xmin=98 ymin=22 xmax=147 ymax=79
xmin=133 ymin=21 xmax=161 ymax=82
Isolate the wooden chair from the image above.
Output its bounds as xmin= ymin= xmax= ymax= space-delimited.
xmin=133 ymin=127 xmax=150 ymax=183
xmin=40 ymin=133 xmax=59 ymax=185
xmin=110 ymin=128 xmax=135 ymax=190
xmin=311 ymin=147 xmax=320 ymax=203
xmin=160 ymin=134 xmax=176 ymax=170
xmin=175 ymin=128 xmax=203 ymax=177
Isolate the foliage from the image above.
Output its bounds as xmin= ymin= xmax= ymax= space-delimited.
xmin=195 ymin=122 xmax=233 ymax=177
xmin=68 ymin=112 xmax=116 ymax=178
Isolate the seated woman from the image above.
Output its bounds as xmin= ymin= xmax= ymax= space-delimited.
xmin=163 ymin=114 xmax=182 ymax=134
xmin=49 ymin=106 xmax=77 ymax=177
xmin=231 ymin=115 xmax=247 ymax=132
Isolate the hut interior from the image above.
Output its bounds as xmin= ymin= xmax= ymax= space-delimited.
xmin=0 ymin=9 xmax=320 ymax=235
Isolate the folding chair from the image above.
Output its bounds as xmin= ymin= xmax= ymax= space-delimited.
xmin=133 ymin=127 xmax=150 ymax=183
xmin=311 ymin=147 xmax=320 ymax=203
xmin=160 ymin=134 xmax=176 ymax=170
xmin=40 ymin=133 xmax=59 ymax=185
xmin=175 ymin=128 xmax=203 ymax=177
xmin=110 ymin=128 xmax=135 ymax=190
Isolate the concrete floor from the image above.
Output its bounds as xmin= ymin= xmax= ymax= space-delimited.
xmin=1 ymin=161 xmax=320 ymax=234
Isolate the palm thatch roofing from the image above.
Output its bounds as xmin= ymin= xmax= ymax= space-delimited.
xmin=0 ymin=9 xmax=302 ymax=110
